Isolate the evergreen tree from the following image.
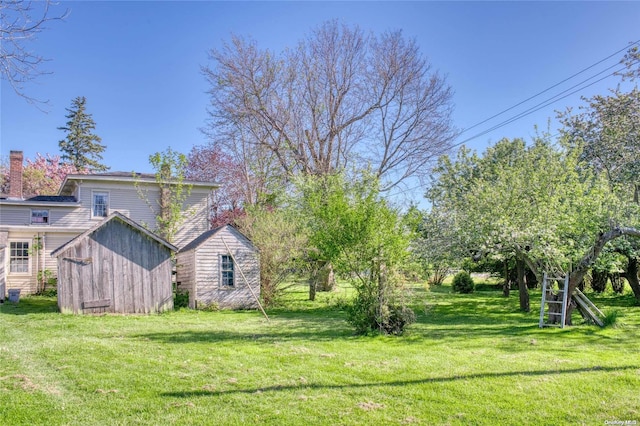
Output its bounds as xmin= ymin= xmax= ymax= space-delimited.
xmin=58 ymin=96 xmax=108 ymax=172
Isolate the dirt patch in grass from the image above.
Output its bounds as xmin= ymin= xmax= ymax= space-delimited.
xmin=0 ymin=374 xmax=39 ymax=392
xmin=357 ymin=401 xmax=385 ymax=411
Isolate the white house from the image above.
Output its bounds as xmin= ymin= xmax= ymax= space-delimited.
xmin=0 ymin=150 xmax=218 ymax=297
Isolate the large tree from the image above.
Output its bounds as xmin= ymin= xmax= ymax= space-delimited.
xmin=558 ymin=88 xmax=640 ymax=300
xmin=186 ymin=140 xmax=282 ymax=226
xmin=203 ymin=21 xmax=457 ymax=191
xmin=428 ymin=136 xmax=639 ymax=317
xmin=58 ymin=96 xmax=108 ymax=172
xmin=0 ymin=0 xmax=67 ymax=103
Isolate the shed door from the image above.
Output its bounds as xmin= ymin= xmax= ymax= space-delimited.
xmin=63 ymin=255 xmax=111 ymax=313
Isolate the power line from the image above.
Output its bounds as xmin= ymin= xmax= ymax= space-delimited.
xmin=454 ymin=63 xmax=632 ymax=147
xmin=459 ymin=40 xmax=639 ymax=136
xmin=386 ymin=42 xmax=640 ymax=201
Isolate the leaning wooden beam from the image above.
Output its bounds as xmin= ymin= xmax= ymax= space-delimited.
xmin=221 ymin=236 xmax=270 ymax=323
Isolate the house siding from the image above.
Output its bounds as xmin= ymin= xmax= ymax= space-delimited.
xmin=1 ymin=175 xmax=214 ymax=296
xmin=182 ymin=226 xmax=259 ymax=309
xmin=175 ymin=250 xmax=196 ymax=308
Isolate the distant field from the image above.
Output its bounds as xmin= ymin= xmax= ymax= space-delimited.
xmin=1 ymin=282 xmax=639 ymax=425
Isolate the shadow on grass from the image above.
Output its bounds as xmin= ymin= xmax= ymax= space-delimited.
xmin=161 ymin=364 xmax=639 ymax=398
xmin=0 ymin=296 xmax=58 ymax=315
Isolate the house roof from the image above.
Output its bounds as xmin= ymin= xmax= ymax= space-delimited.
xmin=179 ymin=224 xmax=255 ymax=253
xmin=26 ymin=195 xmax=77 ymax=203
xmin=51 ymin=211 xmax=178 ymax=257
xmin=58 ymin=172 xmax=219 ymax=196
xmin=0 ymin=194 xmax=80 ymax=207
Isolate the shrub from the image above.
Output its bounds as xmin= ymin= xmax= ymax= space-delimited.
xmin=174 ymin=291 xmax=189 ymax=309
xmin=452 ymin=271 xmax=474 ymax=294
xmin=346 ymin=292 xmax=416 ymax=336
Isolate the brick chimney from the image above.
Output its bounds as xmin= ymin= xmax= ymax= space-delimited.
xmin=9 ymin=150 xmax=23 ymax=199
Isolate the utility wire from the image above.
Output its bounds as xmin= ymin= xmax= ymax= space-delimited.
xmin=459 ymin=40 xmax=639 ymax=136
xmin=386 ymin=42 xmax=640 ymax=201
xmin=454 ymin=63 xmax=632 ymax=147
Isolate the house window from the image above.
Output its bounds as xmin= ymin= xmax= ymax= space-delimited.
xmin=31 ymin=209 xmax=49 ymax=224
xmin=9 ymin=241 xmax=30 ymax=274
xmin=220 ymin=255 xmax=235 ymax=287
xmin=92 ymin=191 xmax=109 ymax=218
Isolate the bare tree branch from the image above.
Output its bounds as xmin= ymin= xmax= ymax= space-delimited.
xmin=0 ymin=0 xmax=68 ymax=105
xmin=203 ymin=21 xmax=457 ymax=188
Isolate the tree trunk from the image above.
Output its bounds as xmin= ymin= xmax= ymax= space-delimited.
xmin=316 ymin=262 xmax=336 ymax=292
xmin=557 ymin=227 xmax=637 ymax=325
xmin=502 ymin=261 xmax=510 ymax=297
xmin=308 ymin=261 xmax=335 ymax=301
xmin=591 ymin=270 xmax=608 ymax=292
xmin=623 ymin=256 xmax=640 ymax=302
xmin=516 ymin=255 xmax=529 ymax=312
xmin=308 ymin=279 xmax=317 ymax=301
xmin=525 ymin=268 xmax=538 ymax=289
xmin=610 ymin=272 xmax=625 ymax=294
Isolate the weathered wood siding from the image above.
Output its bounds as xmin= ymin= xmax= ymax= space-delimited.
xmin=56 ymin=218 xmax=173 ymax=314
xmin=194 ymin=226 xmax=259 ymax=309
xmin=175 ymin=250 xmax=196 ymax=308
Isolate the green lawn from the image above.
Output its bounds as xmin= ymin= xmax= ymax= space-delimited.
xmin=1 ymin=283 xmax=639 ymax=425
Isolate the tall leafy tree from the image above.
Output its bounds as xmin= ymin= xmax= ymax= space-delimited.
xmin=428 ymin=136 xmax=640 ymax=318
xmin=558 ymin=88 xmax=640 ymax=299
xmin=296 ymin=172 xmax=414 ymax=334
xmin=58 ymin=96 xmax=108 ymax=172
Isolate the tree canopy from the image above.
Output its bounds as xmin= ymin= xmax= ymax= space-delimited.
xmin=203 ymin=20 xmax=457 ymax=192
xmin=58 ymin=96 xmax=108 ymax=172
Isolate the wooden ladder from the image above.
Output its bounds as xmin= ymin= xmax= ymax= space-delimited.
xmin=573 ymin=289 xmax=605 ymax=327
xmin=539 ymin=273 xmax=569 ymax=328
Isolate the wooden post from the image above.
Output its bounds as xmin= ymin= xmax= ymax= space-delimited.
xmin=220 ymin=236 xmax=270 ymax=322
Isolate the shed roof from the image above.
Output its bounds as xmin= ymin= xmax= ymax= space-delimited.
xmin=179 ymin=224 xmax=255 ymax=253
xmin=51 ymin=211 xmax=178 ymax=257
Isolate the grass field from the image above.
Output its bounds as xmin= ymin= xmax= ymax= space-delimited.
xmin=1 ymin=281 xmax=639 ymax=425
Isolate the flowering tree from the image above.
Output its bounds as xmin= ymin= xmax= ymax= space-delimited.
xmin=186 ymin=142 xmax=251 ymax=227
xmin=0 ymin=153 xmax=83 ymax=197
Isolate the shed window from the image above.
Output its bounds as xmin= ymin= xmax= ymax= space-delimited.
xmin=92 ymin=191 xmax=109 ymax=218
xmin=9 ymin=241 xmax=30 ymax=273
xmin=31 ymin=209 xmax=49 ymax=224
xmin=220 ymin=255 xmax=235 ymax=287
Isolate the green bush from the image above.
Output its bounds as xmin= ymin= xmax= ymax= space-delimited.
xmin=452 ymin=271 xmax=474 ymax=294
xmin=346 ymin=292 xmax=415 ymax=336
xmin=174 ymin=291 xmax=189 ymax=309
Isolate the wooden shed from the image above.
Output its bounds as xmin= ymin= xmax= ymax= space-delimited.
xmin=176 ymin=225 xmax=260 ymax=309
xmin=52 ymin=212 xmax=177 ymax=314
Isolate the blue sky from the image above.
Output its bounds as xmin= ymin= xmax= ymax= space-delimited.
xmin=1 ymin=1 xmax=639 ymax=203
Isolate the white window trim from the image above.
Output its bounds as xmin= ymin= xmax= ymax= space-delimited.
xmin=8 ymin=239 xmax=32 ymax=275
xmin=30 ymin=209 xmax=50 ymax=225
xmin=91 ymin=190 xmax=110 ymax=219
xmin=219 ymin=254 xmax=235 ymax=288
